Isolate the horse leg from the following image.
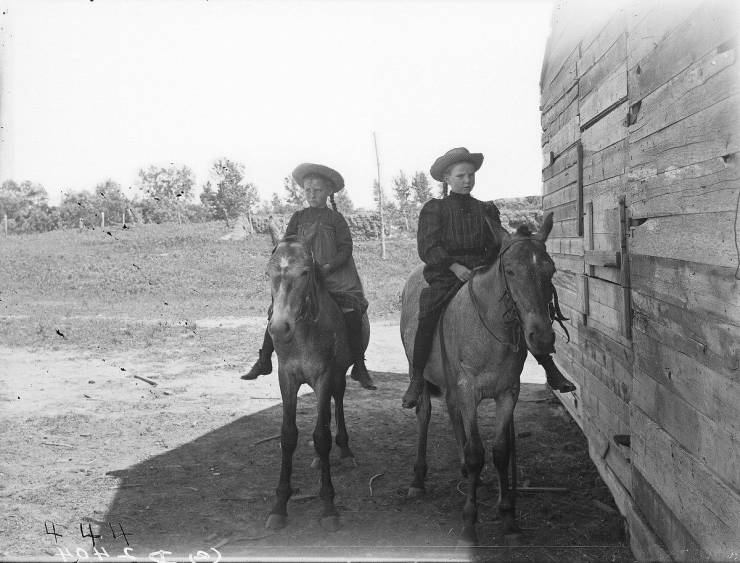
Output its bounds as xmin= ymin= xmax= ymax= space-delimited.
xmin=457 ymin=395 xmax=484 ymax=546
xmin=333 ymin=368 xmax=356 ymax=467
xmin=408 ymin=381 xmax=431 ymax=498
xmin=445 ymin=390 xmax=468 ymax=478
xmin=265 ymin=371 xmax=299 ymax=530
xmin=492 ymin=394 xmax=521 ymax=538
xmin=313 ymin=378 xmax=340 ymax=531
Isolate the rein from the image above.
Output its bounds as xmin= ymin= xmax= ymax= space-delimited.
xmin=467 ymin=237 xmax=571 ymax=351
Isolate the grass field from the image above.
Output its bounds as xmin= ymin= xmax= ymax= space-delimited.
xmin=0 ymin=222 xmax=418 ymax=351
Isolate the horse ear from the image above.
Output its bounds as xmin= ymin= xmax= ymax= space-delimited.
xmin=535 ymin=212 xmax=554 ymax=242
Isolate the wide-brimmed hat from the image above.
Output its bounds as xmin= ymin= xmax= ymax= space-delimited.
xmin=292 ymin=163 xmax=345 ymax=193
xmin=429 ymin=147 xmax=484 ymax=182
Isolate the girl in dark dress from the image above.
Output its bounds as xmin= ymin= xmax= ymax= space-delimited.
xmin=242 ymin=163 xmax=376 ymax=390
xmin=402 ymin=147 xmax=575 ymax=408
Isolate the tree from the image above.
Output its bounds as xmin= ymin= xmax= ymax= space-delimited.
xmin=59 ymin=190 xmax=96 ymax=227
xmin=393 ymin=170 xmax=412 ymax=230
xmin=283 ymin=176 xmax=304 ymax=210
xmin=211 ymin=158 xmax=259 ymax=227
xmin=199 ymin=181 xmax=220 ymax=220
xmin=411 ymin=171 xmax=433 ymax=204
xmin=93 ymin=179 xmax=131 ymax=223
xmin=0 ymin=180 xmax=55 ymax=233
xmin=137 ymin=164 xmax=196 ymax=223
xmin=333 ymin=189 xmax=354 ymax=215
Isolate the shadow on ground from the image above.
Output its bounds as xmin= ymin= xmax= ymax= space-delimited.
xmin=100 ymin=371 xmax=632 ymax=562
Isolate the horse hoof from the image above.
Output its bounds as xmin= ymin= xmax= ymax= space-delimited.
xmin=265 ymin=514 xmax=286 ymax=530
xmin=310 ymin=457 xmax=321 ymax=470
xmin=504 ymin=532 xmax=523 ymax=546
xmin=407 ymin=486 xmax=425 ymax=498
xmin=320 ymin=514 xmax=340 ymax=532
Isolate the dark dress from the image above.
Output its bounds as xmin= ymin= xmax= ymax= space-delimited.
xmin=285 ymin=206 xmax=368 ymax=315
xmin=416 ymin=192 xmax=508 ymax=320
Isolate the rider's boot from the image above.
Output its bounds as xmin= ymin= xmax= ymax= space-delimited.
xmin=241 ymin=329 xmax=274 ymax=380
xmin=344 ymin=311 xmax=376 ymax=390
xmin=534 ymin=353 xmax=576 ymax=393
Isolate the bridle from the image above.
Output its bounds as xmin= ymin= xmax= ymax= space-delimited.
xmin=467 ymin=236 xmax=570 ymax=352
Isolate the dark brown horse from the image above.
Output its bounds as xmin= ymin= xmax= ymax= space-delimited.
xmin=264 ymin=238 xmax=368 ymax=532
xmin=400 ymin=212 xmax=562 ymax=545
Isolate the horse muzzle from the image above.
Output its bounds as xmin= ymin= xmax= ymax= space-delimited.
xmin=269 ymin=317 xmax=295 ymax=343
xmin=522 ymin=315 xmax=556 ymax=356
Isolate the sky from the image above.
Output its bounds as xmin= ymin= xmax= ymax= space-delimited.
xmin=0 ymin=0 xmax=554 ymax=210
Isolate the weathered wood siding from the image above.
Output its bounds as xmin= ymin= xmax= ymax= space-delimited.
xmin=540 ymin=1 xmax=740 ymax=561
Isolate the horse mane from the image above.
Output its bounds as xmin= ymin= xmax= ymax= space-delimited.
xmin=272 ymin=235 xmax=323 ymax=324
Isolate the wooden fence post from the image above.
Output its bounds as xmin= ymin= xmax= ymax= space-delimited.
xmin=101 ymin=212 xmax=105 ymax=229
xmin=3 ymin=214 xmax=7 ymax=237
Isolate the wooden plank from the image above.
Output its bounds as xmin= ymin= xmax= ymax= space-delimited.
xmin=633 ymin=328 xmax=740 ymax=436
xmin=580 ymin=337 xmax=632 ymax=403
xmin=549 ymin=218 xmax=579 ymax=238
xmin=584 ymin=174 xmax=623 ymax=204
xmin=626 ymin=0 xmax=701 ymax=70
xmin=584 ymin=250 xmax=619 ymax=268
xmin=541 ymin=45 xmax=579 ymax=114
xmin=628 ymin=0 xmax=738 ymax=102
xmin=578 ymin=4 xmax=627 ymax=74
xmin=631 ymin=290 xmax=740 ymax=375
xmin=630 ymin=465 xmax=709 ymax=562
xmin=628 ymin=154 xmax=740 ymax=218
xmin=630 ymin=405 xmax=740 ymax=561
xmin=587 ymin=299 xmax=621 ymax=334
xmin=579 ymin=31 xmax=627 ymax=97
xmin=632 ymin=369 xmax=740 ymax=491
xmin=550 ymin=200 xmax=579 ymax=222
xmin=581 ymin=101 xmax=628 ymax=151
xmin=548 ymin=112 xmax=580 ymax=158
xmin=547 ymin=237 xmax=584 ymax=257
xmin=623 ymin=494 xmax=673 ymax=563
xmin=586 ymin=276 xmax=621 ymax=308
xmin=543 ymin=168 xmax=578 ymax=199
xmin=580 ymin=62 xmax=628 ymax=128
xmin=629 ymin=46 xmax=738 ymax=143
xmin=541 ymin=141 xmax=552 ymax=169
xmin=552 ymin=253 xmax=583 ymax=274
xmin=630 ymin=254 xmax=740 ymax=321
xmin=583 ymin=139 xmax=627 ymax=185
xmin=628 ymin=94 xmax=740 ymax=172
xmin=542 ymin=84 xmax=578 ymax=133
xmin=553 ymin=268 xmax=578 ymax=294
xmin=576 ymin=141 xmax=584 ymax=236
xmin=629 ymin=212 xmax=738 ymax=268
xmin=542 ymin=143 xmax=579 ymax=181
xmin=579 ymin=320 xmax=633 ymax=370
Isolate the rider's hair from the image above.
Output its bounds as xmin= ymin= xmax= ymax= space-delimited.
xmin=329 ymin=193 xmax=338 ymax=212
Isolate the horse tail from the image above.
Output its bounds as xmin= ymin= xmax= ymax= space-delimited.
xmin=426 ymin=381 xmax=442 ymax=397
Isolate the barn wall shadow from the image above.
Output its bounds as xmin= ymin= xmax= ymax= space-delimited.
xmin=100 ymin=372 xmax=631 ymax=561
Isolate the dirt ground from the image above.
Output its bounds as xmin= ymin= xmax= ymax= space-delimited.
xmin=1 ymin=318 xmax=632 ymax=562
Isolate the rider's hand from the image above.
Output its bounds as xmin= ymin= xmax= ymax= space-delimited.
xmin=449 ymin=262 xmax=473 ymax=282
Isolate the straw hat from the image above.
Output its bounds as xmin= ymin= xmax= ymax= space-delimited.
xmin=292 ymin=163 xmax=345 ymax=193
xmin=429 ymin=147 xmax=484 ymax=182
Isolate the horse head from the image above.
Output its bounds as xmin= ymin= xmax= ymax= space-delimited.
xmin=499 ymin=212 xmax=558 ymax=356
xmin=267 ymin=237 xmax=321 ymax=343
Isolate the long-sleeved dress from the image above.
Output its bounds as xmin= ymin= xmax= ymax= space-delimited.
xmin=285 ymin=206 xmax=368 ymax=314
xmin=416 ymin=192 xmax=508 ymax=319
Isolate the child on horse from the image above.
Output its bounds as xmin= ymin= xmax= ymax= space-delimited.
xmin=242 ymin=163 xmax=377 ymax=391
xmin=402 ymin=147 xmax=576 ymax=408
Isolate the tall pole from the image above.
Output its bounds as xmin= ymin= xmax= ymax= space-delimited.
xmin=373 ymin=131 xmax=387 ymax=259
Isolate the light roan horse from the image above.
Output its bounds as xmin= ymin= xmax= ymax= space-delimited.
xmin=264 ymin=238 xmax=369 ymax=532
xmin=400 ymin=212 xmax=564 ymax=545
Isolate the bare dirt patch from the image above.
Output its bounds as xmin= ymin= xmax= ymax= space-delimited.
xmin=1 ymin=320 xmax=631 ymax=562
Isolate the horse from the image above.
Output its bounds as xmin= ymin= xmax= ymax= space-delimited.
xmin=263 ymin=238 xmax=369 ymax=532
xmin=400 ymin=212 xmax=563 ymax=545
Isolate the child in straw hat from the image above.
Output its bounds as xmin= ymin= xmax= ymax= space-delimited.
xmin=402 ymin=147 xmax=575 ymax=408
xmin=242 ymin=163 xmax=376 ymax=390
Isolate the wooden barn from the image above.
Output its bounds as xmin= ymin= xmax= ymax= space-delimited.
xmin=539 ymin=0 xmax=739 ymax=560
